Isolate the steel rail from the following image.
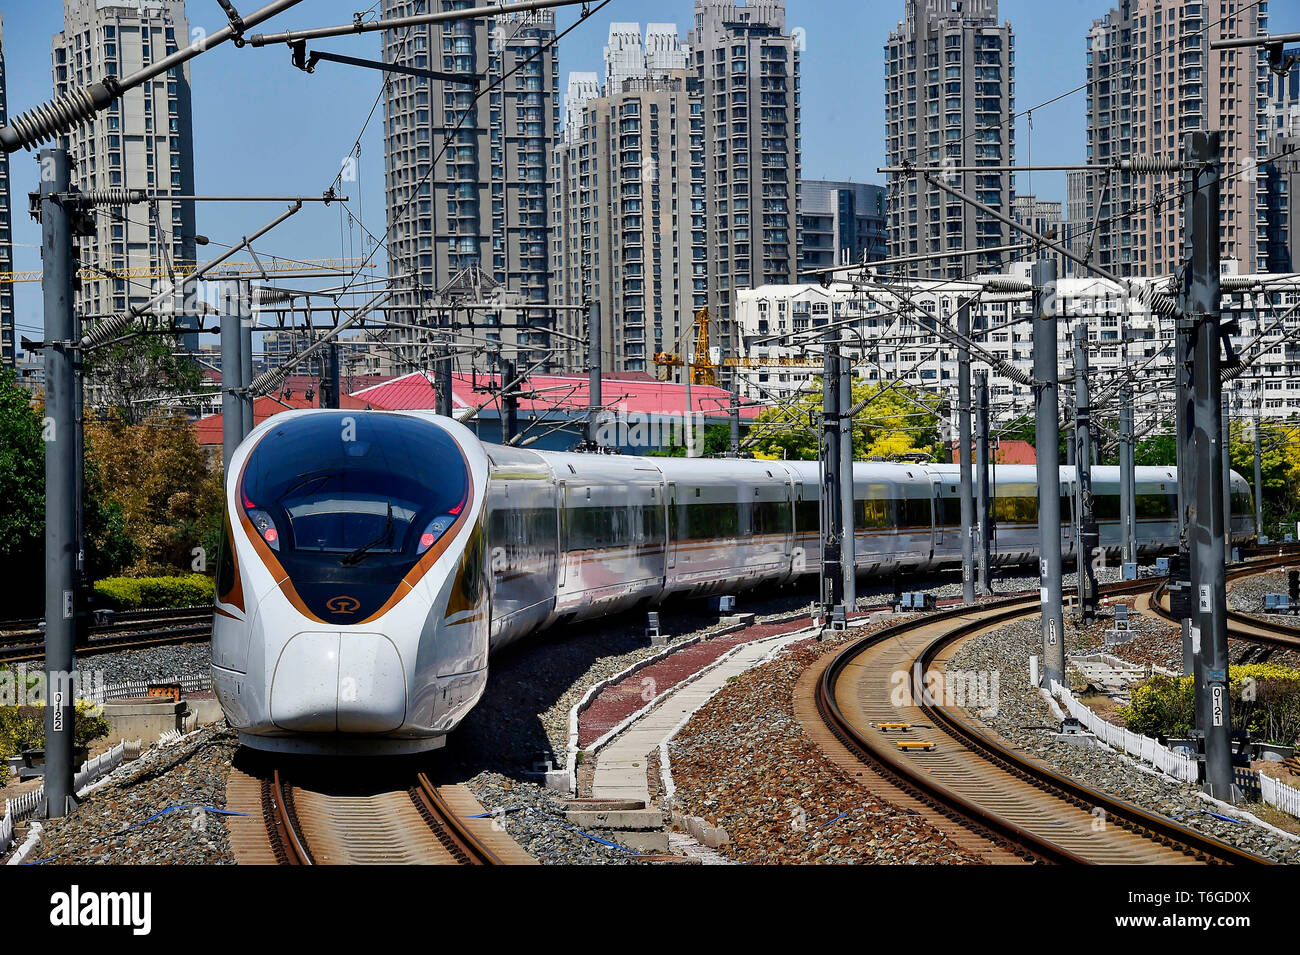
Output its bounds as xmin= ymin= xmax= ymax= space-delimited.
xmin=412 ymin=773 xmax=502 ymax=866
xmin=265 ymin=770 xmax=315 ymax=865
xmin=817 ymin=574 xmax=1276 ymax=864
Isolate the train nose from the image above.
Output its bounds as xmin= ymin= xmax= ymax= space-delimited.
xmin=269 ymin=632 xmax=407 ymax=733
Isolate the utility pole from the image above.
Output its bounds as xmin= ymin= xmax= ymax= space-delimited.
xmin=38 ymin=147 xmax=77 ymax=818
xmin=1033 ymin=260 xmax=1066 ymax=687
xmin=822 ymin=331 xmax=844 ymax=612
xmin=500 ymin=355 xmax=519 ymax=444
xmin=1221 ymin=391 xmax=1232 ymax=563
xmin=1073 ymin=321 xmax=1098 ymax=623
xmin=1174 ymin=280 xmax=1196 ymax=677
xmin=221 ymin=310 xmax=243 ymax=474
xmin=586 ymin=301 xmax=603 ymax=449
xmin=434 ymin=325 xmax=452 ymax=418
xmin=957 ymin=302 xmax=976 ymax=604
xmin=1253 ymin=395 xmax=1264 ymax=539
xmin=838 ymin=336 xmax=856 ymax=609
xmin=239 ymin=279 xmax=254 ymax=440
xmin=1184 ymin=130 xmax=1234 ymax=802
xmin=975 ymin=371 xmax=993 ymax=595
xmin=1119 ymin=383 xmax=1137 ymax=569
xmin=729 ymin=388 xmax=741 ymax=457
xmin=322 ymin=341 xmax=341 ymax=410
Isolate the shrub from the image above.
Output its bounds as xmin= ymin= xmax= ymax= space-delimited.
xmin=73 ymin=699 xmax=111 ymax=749
xmin=0 ymin=706 xmax=45 ymax=753
xmin=93 ymin=573 xmax=214 ymax=610
xmin=0 ymin=700 xmax=111 ymax=756
xmin=1121 ymin=664 xmax=1300 ymax=746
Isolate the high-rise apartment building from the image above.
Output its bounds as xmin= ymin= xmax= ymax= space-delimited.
xmin=551 ymin=24 xmax=694 ymax=374
xmin=884 ymin=0 xmax=1016 ymax=280
xmin=1063 ymin=168 xmax=1091 ymax=276
xmin=1264 ymin=47 xmax=1300 ymax=273
xmin=799 ymin=180 xmax=887 ymax=273
xmin=1084 ymin=0 xmax=1268 ymax=276
xmin=688 ymin=0 xmax=801 ymax=359
xmin=1012 ymin=193 xmax=1065 ymax=273
xmin=53 ymin=0 xmax=197 ymax=333
xmin=381 ymin=1 xmax=560 ymax=371
xmin=0 ymin=15 xmax=14 ymax=366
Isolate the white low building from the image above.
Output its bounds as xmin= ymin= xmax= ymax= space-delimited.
xmin=733 ymin=263 xmax=1300 ymax=430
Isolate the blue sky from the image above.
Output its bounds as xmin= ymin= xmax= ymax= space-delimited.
xmin=3 ymin=0 xmax=1298 ymax=343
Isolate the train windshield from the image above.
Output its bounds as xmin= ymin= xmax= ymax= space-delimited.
xmin=239 ymin=413 xmax=470 ymax=622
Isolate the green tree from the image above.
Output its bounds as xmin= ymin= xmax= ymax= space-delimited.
xmin=1228 ymin=418 xmax=1300 ymax=536
xmin=0 ymin=370 xmax=46 ymax=613
xmin=0 ymin=372 xmax=135 ymax=614
xmin=85 ymin=410 xmax=224 ymax=574
xmin=748 ymin=380 xmax=941 ymax=461
xmin=1134 ymin=432 xmax=1178 ymax=467
xmin=83 ymin=334 xmax=209 ymax=425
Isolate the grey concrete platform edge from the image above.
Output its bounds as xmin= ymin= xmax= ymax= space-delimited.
xmin=589 ymin=625 xmax=816 ymax=805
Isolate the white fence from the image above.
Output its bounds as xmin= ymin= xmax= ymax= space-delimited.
xmin=1051 ymin=680 xmax=1200 ymax=783
xmin=99 ymin=673 xmax=210 ymax=703
xmin=0 ymin=738 xmax=141 ymax=856
xmin=1260 ymin=771 xmax=1300 ymax=817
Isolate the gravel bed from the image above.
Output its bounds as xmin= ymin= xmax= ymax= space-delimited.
xmin=1069 ymin=599 xmax=1188 ymax=672
xmin=948 ymin=616 xmax=1300 ymax=863
xmin=1229 ymin=571 xmax=1300 ymax=638
xmin=18 ymin=725 xmax=238 ymax=865
xmin=81 ymin=641 xmax=212 ymax=686
xmin=667 ymin=626 xmax=984 ymax=864
xmin=461 ymin=772 xmax=644 ymax=864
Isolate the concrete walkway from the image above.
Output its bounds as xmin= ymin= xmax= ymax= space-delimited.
xmin=590 ymin=631 xmax=805 ymax=803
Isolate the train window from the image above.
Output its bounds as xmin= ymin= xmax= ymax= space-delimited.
xmin=643 ymin=502 xmax=666 ymax=543
xmin=1231 ymin=490 xmax=1253 ymax=518
xmin=894 ymin=497 xmax=932 ymax=529
xmin=238 ymin=413 xmax=473 ymax=624
xmin=753 ymin=500 xmax=792 ymax=535
xmin=992 ymin=484 xmax=1038 ymax=524
xmin=795 ymin=500 xmax=820 ymax=534
xmin=858 ymin=498 xmax=891 ymax=528
xmin=1092 ymin=494 xmax=1121 ymax=520
xmin=1135 ymin=492 xmax=1177 ymax=519
xmin=242 ymin=413 xmax=469 ymax=561
xmin=216 ymin=510 xmax=237 ymax=602
xmin=938 ymin=496 xmax=962 ymax=527
xmin=566 ymin=506 xmax=634 ymax=550
xmin=684 ymin=502 xmax=740 ymax=539
xmin=858 ymin=484 xmax=893 ymax=528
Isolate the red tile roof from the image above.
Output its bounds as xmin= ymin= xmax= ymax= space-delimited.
xmin=354 ymin=371 xmax=764 ymax=419
xmin=950 ymin=439 xmax=1038 ymax=465
xmin=195 ymin=371 xmax=760 ymax=445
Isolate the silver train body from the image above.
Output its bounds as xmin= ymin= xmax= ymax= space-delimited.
xmin=212 ymin=410 xmax=1255 ymax=754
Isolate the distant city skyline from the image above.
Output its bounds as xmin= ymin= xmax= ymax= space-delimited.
xmin=1 ymin=0 xmax=1297 ymax=346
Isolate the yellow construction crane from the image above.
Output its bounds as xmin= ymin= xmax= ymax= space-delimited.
xmin=654 ymin=306 xmax=718 ymax=386
xmin=0 ymin=256 xmax=377 ymax=285
xmin=723 ymin=355 xmax=822 ymax=369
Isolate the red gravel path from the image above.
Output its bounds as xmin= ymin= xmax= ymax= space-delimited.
xmin=576 ymin=588 xmax=1034 ymax=748
xmin=578 ymin=616 xmax=815 ymax=747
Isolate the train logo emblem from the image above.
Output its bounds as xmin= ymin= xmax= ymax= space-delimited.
xmin=326 ymin=595 xmax=361 ymax=615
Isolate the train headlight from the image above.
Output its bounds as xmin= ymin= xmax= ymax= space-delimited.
xmin=416 ymin=515 xmax=457 ymax=555
xmin=245 ymin=507 xmax=281 ymax=551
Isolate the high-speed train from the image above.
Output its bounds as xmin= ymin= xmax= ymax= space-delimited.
xmin=212 ymin=410 xmax=1255 ymax=754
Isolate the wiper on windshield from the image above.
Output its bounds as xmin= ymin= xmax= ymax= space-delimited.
xmin=340 ymin=502 xmax=394 ymax=566
xmin=275 ymin=470 xmax=339 ymax=505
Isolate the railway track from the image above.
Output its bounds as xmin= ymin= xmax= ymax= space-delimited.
xmin=253 ymin=769 xmax=513 ymax=865
xmin=0 ymin=605 xmax=213 ymax=663
xmin=1142 ymin=561 xmax=1300 ymax=657
xmin=811 ymin=576 xmax=1272 ymax=864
